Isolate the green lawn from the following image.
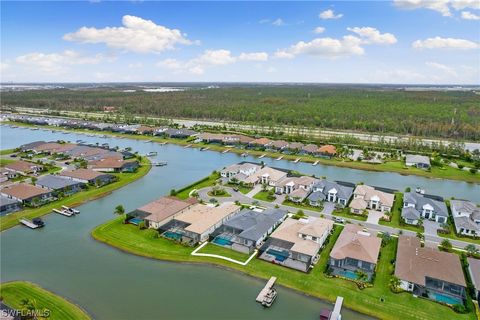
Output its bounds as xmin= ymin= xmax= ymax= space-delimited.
xmin=0 ymin=148 xmax=15 ymax=155
xmin=253 ymin=190 xmax=276 ymax=202
xmin=207 ymin=190 xmax=231 ymax=198
xmin=226 ymin=183 xmax=252 ymax=194
xmin=7 ymin=121 xmax=479 ymax=183
xmin=196 ymin=243 xmax=251 ymax=262
xmin=0 ymin=158 xmax=151 ymax=231
xmin=92 ymin=218 xmax=474 ymax=320
xmin=175 ymin=172 xmax=220 ymax=199
xmin=333 ymin=207 xmax=368 ymax=221
xmin=0 ymin=281 xmax=90 ymax=320
xmin=379 ymin=193 xmax=424 ymax=233
xmin=0 ymin=158 xmax=15 ymax=166
xmin=282 ymin=199 xmax=323 ymax=212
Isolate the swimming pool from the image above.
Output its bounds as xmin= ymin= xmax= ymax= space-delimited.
xmin=337 ymin=269 xmax=359 ymax=280
xmin=212 ymin=236 xmax=233 ymax=246
xmin=267 ymin=249 xmax=289 ymax=262
xmin=128 ymin=218 xmax=143 ymax=225
xmin=163 ymin=231 xmax=183 ymax=241
xmin=431 ymin=292 xmax=463 ymax=305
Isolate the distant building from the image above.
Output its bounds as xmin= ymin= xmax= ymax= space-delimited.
xmin=4 ymin=160 xmax=43 ymax=175
xmin=0 ymin=195 xmax=22 ymax=215
xmin=59 ymin=169 xmax=115 ymax=186
xmin=405 ymin=155 xmax=430 ymax=169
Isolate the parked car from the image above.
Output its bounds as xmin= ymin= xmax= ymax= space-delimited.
xmin=333 ymin=217 xmax=346 ymax=224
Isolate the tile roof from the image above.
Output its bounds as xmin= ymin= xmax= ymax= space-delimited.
xmin=329 ymin=224 xmax=381 ymax=264
xmin=317 ymin=145 xmax=337 ymax=155
xmin=353 ymin=185 xmax=395 ymax=207
xmin=403 ymin=192 xmax=448 ymax=217
xmin=59 ymin=169 xmax=112 ymax=181
xmin=139 ymin=196 xmax=197 ymax=223
xmin=4 ymin=160 xmax=41 ymax=173
xmin=1 ymin=183 xmax=51 ymax=200
xmin=36 ymin=175 xmax=84 ymax=190
xmin=467 ymin=258 xmax=480 ymax=291
xmin=175 ymin=203 xmax=241 ymax=235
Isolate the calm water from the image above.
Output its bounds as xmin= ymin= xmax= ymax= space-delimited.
xmin=0 ymin=126 xmax=478 ymax=320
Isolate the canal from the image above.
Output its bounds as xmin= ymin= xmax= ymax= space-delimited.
xmin=0 ymin=126 xmax=478 ymax=319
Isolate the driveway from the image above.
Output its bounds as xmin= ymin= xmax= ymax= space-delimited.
xmin=366 ymin=210 xmax=384 ymax=225
xmin=423 ymin=220 xmax=440 ymax=236
xmin=245 ymin=184 xmax=262 ymax=198
xmin=321 ymin=202 xmax=335 ymax=215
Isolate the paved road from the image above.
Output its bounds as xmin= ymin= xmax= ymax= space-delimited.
xmin=197 ymin=185 xmax=480 ymax=251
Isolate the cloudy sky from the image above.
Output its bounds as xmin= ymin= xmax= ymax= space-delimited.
xmin=1 ymin=1 xmax=479 ymax=84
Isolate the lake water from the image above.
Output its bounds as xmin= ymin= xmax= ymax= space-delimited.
xmin=0 ymin=126 xmax=478 ymax=320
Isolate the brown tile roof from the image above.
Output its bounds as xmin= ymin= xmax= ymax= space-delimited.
xmin=1 ymin=183 xmax=50 ymax=200
xmin=270 ymin=140 xmax=289 ymax=148
xmin=89 ymin=157 xmax=135 ymax=169
xmin=395 ymin=236 xmax=466 ymax=287
xmin=33 ymin=142 xmax=75 ymax=153
xmin=59 ymin=169 xmax=110 ymax=181
xmin=175 ymin=203 xmax=240 ymax=234
xmin=353 ymin=185 xmax=394 ymax=208
xmin=140 ymin=196 xmax=197 ymax=223
xmin=318 ymin=145 xmax=337 ymax=155
xmin=330 ymin=224 xmax=381 ymax=264
xmin=467 ymin=258 xmax=480 ymax=291
xmin=250 ymin=138 xmax=272 ymax=146
xmin=4 ymin=160 xmax=41 ymax=173
xmin=302 ymin=144 xmax=318 ymax=153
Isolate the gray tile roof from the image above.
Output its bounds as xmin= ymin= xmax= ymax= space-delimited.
xmin=36 ymin=175 xmax=84 ymax=190
xmin=223 ymin=208 xmax=287 ymax=242
xmin=310 ymin=179 xmax=353 ymax=200
xmin=401 ymin=206 xmax=421 ymax=221
xmin=453 ymin=216 xmax=480 ymax=232
xmin=403 ymin=192 xmax=448 ymax=217
xmin=406 ymin=154 xmax=430 ymax=165
xmin=307 ymin=190 xmax=326 ymax=202
xmin=0 ymin=195 xmax=21 ymax=206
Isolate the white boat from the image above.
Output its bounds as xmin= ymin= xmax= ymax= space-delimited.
xmin=146 ymin=151 xmax=158 ymax=157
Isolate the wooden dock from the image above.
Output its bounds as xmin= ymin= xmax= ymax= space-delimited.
xmin=256 ymin=276 xmax=277 ymax=305
xmin=184 ymin=144 xmax=192 ymax=148
xmin=331 ymin=296 xmax=343 ymax=320
xmin=293 ymin=158 xmax=300 ymax=163
xmin=53 ymin=208 xmax=74 ymax=217
xmin=275 ymin=156 xmax=283 ymax=161
xmin=312 ymin=160 xmax=319 ymax=166
xmin=258 ymin=154 xmax=266 ymax=159
xmin=19 ymin=219 xmax=41 ymax=229
xmin=201 ymin=147 xmax=210 ymax=151
xmin=222 ymin=149 xmax=229 ymax=153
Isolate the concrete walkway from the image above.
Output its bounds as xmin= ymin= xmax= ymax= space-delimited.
xmin=245 ymin=184 xmax=262 ymax=198
xmin=366 ymin=210 xmax=384 ymax=225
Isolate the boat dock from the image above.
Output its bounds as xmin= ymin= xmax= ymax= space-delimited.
xmin=184 ymin=144 xmax=192 ymax=148
xmin=275 ymin=156 xmax=283 ymax=161
xmin=19 ymin=219 xmax=42 ymax=229
xmin=241 ymin=152 xmax=249 ymax=157
xmin=312 ymin=160 xmax=319 ymax=166
xmin=152 ymin=161 xmax=168 ymax=166
xmin=258 ymin=154 xmax=266 ymax=159
xmin=256 ymin=277 xmax=277 ymax=307
xmin=159 ymin=142 xmax=168 ymax=145
xmin=222 ymin=149 xmax=229 ymax=153
xmin=330 ymin=296 xmax=343 ymax=320
xmin=293 ymin=158 xmax=300 ymax=163
xmin=62 ymin=205 xmax=79 ymax=214
xmin=201 ymin=147 xmax=210 ymax=151
xmin=53 ymin=208 xmax=74 ymax=217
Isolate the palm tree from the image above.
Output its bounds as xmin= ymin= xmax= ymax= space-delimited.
xmin=114 ymin=204 xmax=125 ymax=215
xmin=465 ymin=244 xmax=479 ymax=256
xmin=440 ymin=239 xmax=452 ymax=251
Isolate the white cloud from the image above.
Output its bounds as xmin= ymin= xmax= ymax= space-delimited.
xmin=238 ymin=52 xmax=269 ymax=61
xmin=412 ymin=37 xmax=479 ymax=49
xmin=394 ymin=0 xmax=480 ymax=17
xmin=425 ymin=61 xmax=457 ymax=76
xmin=347 ymin=27 xmax=397 ymax=44
xmin=63 ymin=15 xmax=196 ymax=54
xmin=272 ymin=18 xmax=285 ymax=26
xmin=128 ymin=62 xmax=143 ymax=68
xmin=313 ymin=26 xmax=326 ymax=34
xmin=461 ymin=11 xmax=480 ymax=20
xmin=0 ymin=62 xmax=9 ymax=72
xmin=15 ymin=50 xmax=112 ymax=74
xmin=319 ymin=9 xmax=343 ymax=20
xmin=275 ymin=35 xmax=364 ymax=59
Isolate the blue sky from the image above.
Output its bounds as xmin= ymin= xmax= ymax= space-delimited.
xmin=1 ymin=1 xmax=479 ymax=84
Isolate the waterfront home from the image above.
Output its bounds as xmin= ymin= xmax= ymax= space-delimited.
xmin=300 ymin=144 xmax=318 ymax=155
xmin=350 ymin=185 xmax=395 ymax=214
xmin=32 ymin=142 xmax=76 ymax=155
xmin=0 ymin=183 xmax=53 ymax=206
xmin=405 ymin=154 xmax=431 ymax=169
xmin=66 ymin=146 xmax=110 ymax=159
xmin=259 ymin=217 xmax=333 ymax=272
xmin=136 ymin=126 xmax=156 ymax=135
xmin=89 ymin=157 xmax=139 ymax=173
xmin=163 ymin=128 xmax=198 ymax=139
xmin=19 ymin=141 xmax=47 ymax=152
xmin=450 ymin=200 xmax=480 ymax=236
xmin=211 ymin=208 xmax=287 ymax=253
xmin=242 ymin=166 xmax=288 ymax=187
xmin=0 ymin=195 xmax=22 ymax=215
xmin=161 ymin=203 xmax=241 ymax=245
xmin=401 ymin=192 xmax=448 ymax=225
xmin=220 ymin=162 xmax=261 ymax=180
xmin=249 ymin=138 xmax=272 ymax=149
xmin=199 ymin=133 xmax=253 ymax=145
xmin=317 ymin=145 xmax=337 ymax=158
xmin=394 ymin=235 xmax=466 ymax=305
xmin=285 ymin=142 xmax=304 ymax=154
xmin=4 ymin=160 xmax=43 ymax=176
xmin=198 ymin=133 xmax=225 ymax=144
xmin=467 ymin=258 xmax=480 ymax=301
xmin=275 ymin=176 xmax=317 ymax=195
xmin=328 ymin=224 xmax=381 ymax=281
xmin=126 ymin=196 xmax=197 ymax=229
xmin=307 ymin=180 xmax=354 ymax=207
xmin=59 ymin=169 xmax=115 ymax=186
xmin=268 ymin=140 xmax=289 ymax=151
xmin=36 ymin=175 xmax=85 ymax=195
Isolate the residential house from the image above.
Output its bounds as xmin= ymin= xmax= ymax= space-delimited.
xmin=350 ymin=185 xmax=395 ymax=214
xmin=126 ymin=196 xmax=197 ymax=229
xmin=136 ymin=126 xmax=155 ymax=135
xmin=405 ymin=155 xmax=431 ymax=169
xmin=160 ymin=203 xmax=241 ymax=245
xmin=220 ymin=162 xmax=261 ymax=180
xmin=285 ymin=142 xmax=304 ymax=154
xmin=259 ymin=217 xmax=334 ymax=272
xmin=33 ymin=142 xmax=76 ymax=155
xmin=211 ymin=208 xmax=287 ymax=253
xmin=4 ymin=160 xmax=43 ymax=176
xmin=89 ymin=157 xmax=139 ymax=173
xmin=467 ymin=258 xmax=480 ymax=301
xmin=401 ymin=192 xmax=448 ymax=225
xmin=59 ymin=169 xmax=115 ymax=186
xmin=19 ymin=141 xmax=46 ymax=152
xmin=0 ymin=183 xmax=52 ymax=206
xmin=395 ymin=236 xmax=466 ymax=305
xmin=275 ymin=176 xmax=318 ymax=203
xmin=197 ymin=133 xmax=225 ymax=144
xmin=300 ymin=144 xmax=318 ymax=155
xmin=0 ymin=167 xmax=17 ymax=181
xmin=249 ymin=138 xmax=272 ymax=149
xmin=450 ymin=200 xmax=480 ymax=236
xmin=268 ymin=140 xmax=289 ymax=151
xmin=328 ymin=224 xmax=381 ymax=281
xmin=163 ymin=128 xmax=197 ymax=139
xmin=317 ymin=145 xmax=337 ymax=158
xmin=36 ymin=175 xmax=85 ymax=195
xmin=242 ymin=166 xmax=288 ymax=187
xmin=308 ymin=180 xmax=354 ymax=207
xmin=0 ymin=195 xmax=22 ymax=215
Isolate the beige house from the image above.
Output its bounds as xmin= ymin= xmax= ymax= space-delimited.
xmin=259 ymin=217 xmax=333 ymax=272
xmin=242 ymin=166 xmax=288 ymax=186
xmin=350 ymin=185 xmax=394 ymax=214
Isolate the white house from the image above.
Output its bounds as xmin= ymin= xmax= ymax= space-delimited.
xmin=401 ymin=192 xmax=448 ymax=225
xmin=451 ymin=199 xmax=480 ymax=236
xmin=405 ymin=155 xmax=430 ymax=169
xmin=350 ymin=185 xmax=395 ymax=214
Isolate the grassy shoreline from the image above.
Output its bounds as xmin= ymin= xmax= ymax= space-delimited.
xmin=91 ymin=218 xmax=475 ymax=320
xmin=5 ymin=121 xmax=479 ymax=184
xmin=0 ymin=157 xmax=151 ymax=232
xmin=0 ymin=281 xmax=91 ymax=320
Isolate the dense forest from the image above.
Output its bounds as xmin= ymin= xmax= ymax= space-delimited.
xmin=2 ymin=86 xmax=479 ymax=140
